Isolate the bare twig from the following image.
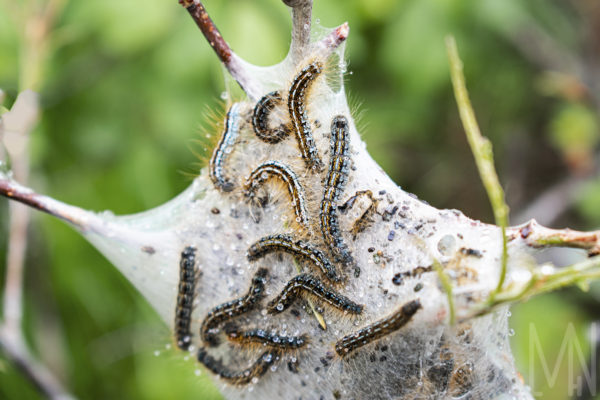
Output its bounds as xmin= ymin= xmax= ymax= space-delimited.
xmin=460 ymin=255 xmax=600 ymax=322
xmin=282 ymin=0 xmax=313 ymax=63
xmin=179 ymin=0 xmax=262 ymax=99
xmin=508 ymin=219 xmax=600 ymax=256
xmin=0 ymin=329 xmax=74 ymax=400
xmin=0 ymin=177 xmax=103 ymax=232
xmin=2 ymin=90 xmax=38 ymax=336
xmin=446 ymin=36 xmax=509 ymax=295
xmin=1 ymin=89 xmax=74 ymax=399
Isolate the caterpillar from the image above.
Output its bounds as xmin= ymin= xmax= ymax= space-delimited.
xmin=197 ymin=348 xmax=279 ymax=386
xmin=209 ymin=102 xmax=242 ymax=192
xmin=391 ymin=265 xmax=434 ymax=286
xmin=267 ymin=273 xmax=363 ymax=315
xmin=225 ymin=326 xmax=309 ymax=350
xmin=243 ymin=161 xmax=310 ymax=229
xmin=252 ymin=91 xmax=290 ymax=144
xmin=320 ymin=116 xmax=352 ymax=264
xmin=288 ymin=62 xmax=323 ymax=170
xmin=174 ymin=246 xmax=198 ymax=350
xmin=200 ymin=268 xmax=268 ymax=346
xmin=247 ymin=234 xmax=340 ymax=283
xmin=335 ymin=299 xmax=422 ymax=357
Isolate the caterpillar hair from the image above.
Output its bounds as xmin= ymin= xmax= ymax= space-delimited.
xmin=267 ymin=273 xmax=363 ymax=315
xmin=335 ymin=299 xmax=422 ymax=357
xmin=174 ymin=246 xmax=198 ymax=350
xmin=247 ymin=234 xmax=340 ymax=283
xmin=200 ymin=268 xmax=268 ymax=346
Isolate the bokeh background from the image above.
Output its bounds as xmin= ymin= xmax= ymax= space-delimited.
xmin=1 ymin=0 xmax=599 ymax=399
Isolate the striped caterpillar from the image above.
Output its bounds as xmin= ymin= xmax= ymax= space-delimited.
xmin=335 ymin=299 xmax=421 ymax=357
xmin=209 ymin=103 xmax=242 ymax=192
xmin=320 ymin=115 xmax=353 ymax=265
xmin=197 ymin=348 xmax=280 ymax=386
xmin=288 ymin=62 xmax=323 ymax=171
xmin=252 ymin=91 xmax=290 ymax=144
xmin=200 ymin=268 xmax=268 ymax=346
xmin=174 ymin=246 xmax=198 ymax=350
xmin=247 ymin=234 xmax=340 ymax=283
xmin=267 ymin=273 xmax=363 ymax=315
xmin=225 ymin=326 xmax=308 ymax=350
xmin=244 ymin=161 xmax=310 ymax=230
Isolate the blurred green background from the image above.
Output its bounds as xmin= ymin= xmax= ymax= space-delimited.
xmin=1 ymin=0 xmax=600 ymax=399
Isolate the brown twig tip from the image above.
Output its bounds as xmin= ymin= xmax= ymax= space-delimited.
xmin=508 ymin=219 xmax=600 ymax=256
xmin=313 ymin=23 xmax=349 ymax=61
xmin=180 ymin=0 xmax=231 ymax=64
xmin=335 ymin=22 xmax=350 ymax=41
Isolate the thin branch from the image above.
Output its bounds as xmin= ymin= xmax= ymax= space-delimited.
xmin=508 ymin=219 xmax=600 ymax=256
xmin=282 ymin=0 xmax=313 ymax=63
xmin=459 ymin=255 xmax=600 ymax=322
xmin=0 ymin=177 xmax=101 ymax=232
xmin=0 ymin=329 xmax=74 ymax=400
xmin=446 ymin=36 xmax=509 ymax=295
xmin=178 ymin=0 xmax=262 ymax=99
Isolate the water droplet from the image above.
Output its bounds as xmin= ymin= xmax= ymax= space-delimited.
xmin=508 ymin=329 xmax=515 ymax=337
xmin=251 ymin=377 xmax=259 ymax=384
xmin=220 ymin=91 xmax=229 ymax=100
xmin=154 ymin=350 xmax=160 ymax=356
xmin=165 ymin=343 xmax=171 ymax=350
xmin=194 ymin=369 xmax=201 ymax=376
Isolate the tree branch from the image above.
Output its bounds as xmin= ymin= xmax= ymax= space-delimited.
xmin=283 ymin=0 xmax=313 ymax=63
xmin=508 ymin=219 xmax=600 ymax=256
xmin=179 ymin=0 xmax=263 ymax=99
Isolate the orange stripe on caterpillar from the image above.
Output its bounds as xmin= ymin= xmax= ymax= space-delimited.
xmin=320 ymin=115 xmax=353 ymax=265
xmin=252 ymin=91 xmax=290 ymax=144
xmin=200 ymin=268 xmax=268 ymax=346
xmin=247 ymin=234 xmax=340 ymax=282
xmin=335 ymin=300 xmax=421 ymax=357
xmin=288 ymin=63 xmax=323 ymax=171
xmin=244 ymin=161 xmax=310 ymax=229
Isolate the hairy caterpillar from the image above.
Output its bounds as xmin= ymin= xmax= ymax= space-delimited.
xmin=174 ymin=246 xmax=198 ymax=350
xmin=200 ymin=268 xmax=268 ymax=346
xmin=197 ymin=348 xmax=280 ymax=386
xmin=320 ymin=116 xmax=353 ymax=264
xmin=252 ymin=91 xmax=290 ymax=144
xmin=247 ymin=234 xmax=340 ymax=282
xmin=335 ymin=299 xmax=422 ymax=357
xmin=243 ymin=161 xmax=310 ymax=229
xmin=288 ymin=62 xmax=323 ymax=170
xmin=225 ymin=326 xmax=309 ymax=350
xmin=209 ymin=103 xmax=242 ymax=192
xmin=267 ymin=273 xmax=363 ymax=314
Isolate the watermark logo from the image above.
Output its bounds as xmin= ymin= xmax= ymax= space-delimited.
xmin=528 ymin=322 xmax=597 ymax=397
